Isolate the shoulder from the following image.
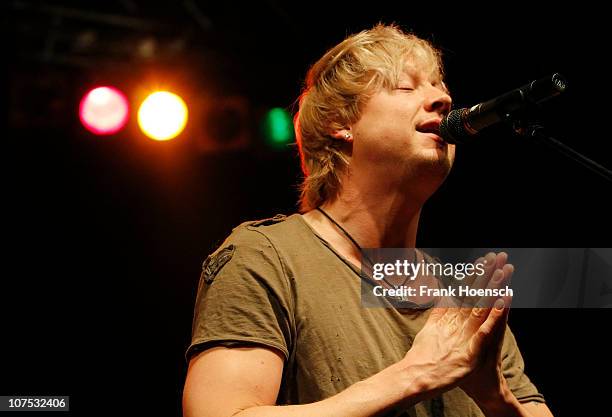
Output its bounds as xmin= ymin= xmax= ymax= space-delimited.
xmin=208 ymin=214 xmax=291 ymax=253
xmin=223 ymin=213 xmax=306 ymax=250
xmin=202 ymin=214 xmax=302 ymax=282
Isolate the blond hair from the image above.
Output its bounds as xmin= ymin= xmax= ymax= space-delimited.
xmin=295 ymin=24 xmax=445 ymax=212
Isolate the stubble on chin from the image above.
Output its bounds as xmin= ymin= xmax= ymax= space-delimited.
xmin=412 ymin=150 xmax=454 ymax=185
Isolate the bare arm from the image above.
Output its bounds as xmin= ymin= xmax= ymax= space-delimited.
xmin=474 ymin=388 xmax=555 ymax=417
xmin=183 ymin=345 xmax=432 ymax=417
xmin=182 ymin=303 xmax=515 ymax=417
xmin=523 ymin=402 xmax=554 ymax=417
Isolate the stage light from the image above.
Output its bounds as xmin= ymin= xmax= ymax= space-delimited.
xmin=262 ymin=108 xmax=294 ymax=148
xmin=137 ymin=91 xmax=188 ymax=141
xmin=79 ymin=86 xmax=129 ymax=135
xmin=195 ymin=96 xmax=250 ymax=153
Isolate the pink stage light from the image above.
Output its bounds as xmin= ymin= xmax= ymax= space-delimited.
xmin=79 ymin=86 xmax=129 ymax=135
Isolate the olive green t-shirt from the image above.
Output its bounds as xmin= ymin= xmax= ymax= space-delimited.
xmin=186 ymin=214 xmax=545 ymax=416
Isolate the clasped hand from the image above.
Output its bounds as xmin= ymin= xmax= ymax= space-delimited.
xmin=403 ymin=252 xmax=514 ymax=406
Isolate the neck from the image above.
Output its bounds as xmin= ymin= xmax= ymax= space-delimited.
xmin=305 ymin=164 xmax=432 ymax=253
xmin=301 ymin=153 xmax=450 ymax=272
xmin=301 ymin=156 xmax=447 ymax=269
xmin=331 ymin=162 xmax=437 ymax=247
xmin=319 ymin=190 xmax=422 ymax=249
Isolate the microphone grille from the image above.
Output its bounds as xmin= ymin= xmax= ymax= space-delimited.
xmin=439 ymin=109 xmax=467 ymax=144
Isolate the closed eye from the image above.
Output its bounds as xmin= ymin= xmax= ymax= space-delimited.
xmin=395 ymin=87 xmax=414 ymax=92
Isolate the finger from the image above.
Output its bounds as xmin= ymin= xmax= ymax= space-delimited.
xmin=470 ymin=298 xmax=507 ymax=351
xmin=458 ymin=267 xmax=501 ymax=320
xmin=494 ymin=252 xmax=508 ymax=270
xmin=502 ymin=263 xmax=514 ymax=286
xmin=490 ymin=298 xmax=511 ymax=360
xmin=426 ymin=305 xmax=448 ymax=323
xmin=458 ymin=306 xmax=473 ymax=322
xmin=460 ymin=252 xmax=496 ymax=309
xmin=499 ymin=266 xmax=514 ymax=311
xmin=482 ymin=252 xmax=498 ymax=276
xmin=453 ymin=256 xmax=483 ymax=308
xmin=460 ymin=256 xmax=485 ymax=289
xmin=464 ymin=303 xmax=492 ymax=334
xmin=464 ymin=256 xmax=513 ymax=309
xmin=484 ymin=264 xmax=514 ymax=308
xmin=483 ymin=268 xmax=506 ymax=308
xmin=463 ymin=264 xmax=512 ymax=332
xmin=487 ymin=294 xmax=512 ymax=364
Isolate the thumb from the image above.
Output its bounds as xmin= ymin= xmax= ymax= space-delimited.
xmin=471 ymin=298 xmax=507 ymax=352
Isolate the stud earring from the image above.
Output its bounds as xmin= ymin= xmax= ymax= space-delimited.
xmin=344 ymin=132 xmax=353 ymax=141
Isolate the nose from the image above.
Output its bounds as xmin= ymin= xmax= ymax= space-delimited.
xmin=424 ymin=84 xmax=452 ymax=116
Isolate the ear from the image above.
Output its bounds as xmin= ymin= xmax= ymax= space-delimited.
xmin=330 ymin=129 xmax=353 ymax=143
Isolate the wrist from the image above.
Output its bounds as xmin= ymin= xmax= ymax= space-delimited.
xmin=475 ymin=384 xmax=524 ymax=417
xmin=345 ymin=357 xmax=441 ymax=415
xmin=399 ymin=351 xmax=464 ymax=393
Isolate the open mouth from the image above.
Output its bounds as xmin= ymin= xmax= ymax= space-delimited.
xmin=416 ymin=120 xmax=444 ymax=143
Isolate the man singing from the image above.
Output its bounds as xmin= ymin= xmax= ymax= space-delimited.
xmin=183 ymin=24 xmax=553 ymax=417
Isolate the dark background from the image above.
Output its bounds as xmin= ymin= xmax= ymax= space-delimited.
xmin=3 ymin=1 xmax=611 ymax=415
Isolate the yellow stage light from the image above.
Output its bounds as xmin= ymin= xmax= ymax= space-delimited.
xmin=137 ymin=91 xmax=188 ymax=141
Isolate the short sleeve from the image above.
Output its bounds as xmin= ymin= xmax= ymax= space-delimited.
xmin=501 ymin=326 xmax=546 ymax=404
xmin=185 ymin=227 xmax=294 ymax=362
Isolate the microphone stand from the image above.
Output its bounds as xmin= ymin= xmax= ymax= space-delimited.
xmin=511 ymin=119 xmax=612 ymax=183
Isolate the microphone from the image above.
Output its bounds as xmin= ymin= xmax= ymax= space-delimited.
xmin=439 ymin=73 xmax=567 ymax=144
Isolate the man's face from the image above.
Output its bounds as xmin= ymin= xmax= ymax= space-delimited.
xmin=351 ymin=63 xmax=455 ymax=193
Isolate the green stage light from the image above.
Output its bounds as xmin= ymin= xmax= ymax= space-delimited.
xmin=262 ymin=108 xmax=294 ymax=148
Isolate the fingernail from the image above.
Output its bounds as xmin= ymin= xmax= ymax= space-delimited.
xmin=494 ymin=298 xmax=505 ymax=310
xmin=493 ymin=269 xmax=504 ymax=282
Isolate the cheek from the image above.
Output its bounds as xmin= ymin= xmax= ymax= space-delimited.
xmin=358 ymin=94 xmax=416 ymax=128
xmin=354 ymin=109 xmax=416 ymax=143
xmin=447 ymin=145 xmax=457 ymax=164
